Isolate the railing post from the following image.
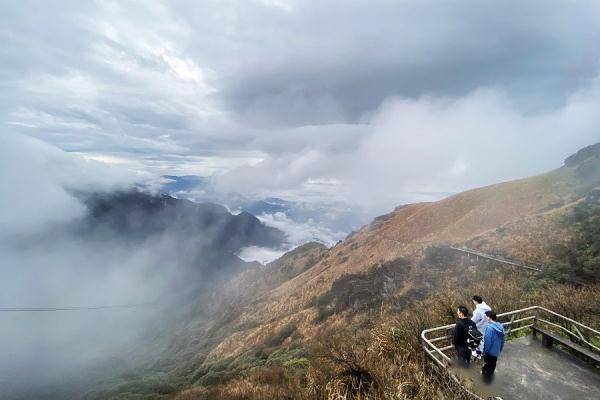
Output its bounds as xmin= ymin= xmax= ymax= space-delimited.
xmin=506 ymin=314 xmax=516 ymax=336
xmin=532 ymin=307 xmax=538 ymax=337
xmin=572 ymin=325 xmax=588 ymax=348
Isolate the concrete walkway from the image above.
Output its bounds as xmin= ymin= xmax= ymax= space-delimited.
xmin=451 ymin=334 xmax=600 ymax=399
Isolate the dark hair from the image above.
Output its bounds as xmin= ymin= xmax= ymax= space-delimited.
xmin=458 ymin=306 xmax=470 ymax=317
xmin=472 ymin=295 xmax=483 ymax=304
xmin=485 ymin=310 xmax=497 ymax=321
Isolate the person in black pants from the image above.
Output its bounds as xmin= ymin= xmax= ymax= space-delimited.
xmin=482 ymin=353 xmax=497 ymax=378
xmin=481 ymin=310 xmax=505 ymax=382
xmin=453 ymin=305 xmax=476 ymax=365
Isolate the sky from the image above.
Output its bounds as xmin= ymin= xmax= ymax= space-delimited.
xmin=2 ymin=0 xmax=600 ymax=213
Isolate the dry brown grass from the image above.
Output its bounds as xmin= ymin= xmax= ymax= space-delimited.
xmin=174 ymin=274 xmax=599 ymax=400
xmin=169 ymin=163 xmax=599 ymax=400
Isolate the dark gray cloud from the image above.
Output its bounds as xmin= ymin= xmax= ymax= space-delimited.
xmin=2 ymin=0 xmax=600 ymax=209
xmin=208 ymin=0 xmax=600 ymax=125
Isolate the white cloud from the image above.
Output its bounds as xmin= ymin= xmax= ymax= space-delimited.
xmin=237 ymin=246 xmax=286 ymax=264
xmin=0 ymin=133 xmax=146 ymax=238
xmin=237 ymin=210 xmax=345 ymax=264
xmin=216 ymin=78 xmax=600 ymax=212
xmin=1 ymin=0 xmax=600 ymax=213
xmin=257 ymin=211 xmax=344 ymax=246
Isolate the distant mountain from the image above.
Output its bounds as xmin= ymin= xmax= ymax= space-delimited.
xmin=159 ymin=176 xmax=371 ymax=246
xmin=81 ymin=190 xmax=285 ymax=251
xmin=76 ymin=190 xmax=286 ymax=277
xmin=70 ymin=191 xmax=291 ymax=347
xmin=564 ymin=142 xmax=600 ymax=184
xmin=241 ymin=198 xmax=289 ymax=215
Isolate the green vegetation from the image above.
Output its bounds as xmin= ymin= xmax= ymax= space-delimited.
xmin=282 ymin=357 xmax=310 ymax=371
xmin=264 ymin=323 xmax=297 ymax=347
xmin=544 ymin=194 xmax=600 ymax=285
xmin=304 ymin=254 xmax=318 ymax=268
xmin=422 ymin=245 xmax=459 ymax=268
xmin=191 ymin=343 xmax=309 ymax=388
xmin=89 ymin=372 xmax=188 ymax=399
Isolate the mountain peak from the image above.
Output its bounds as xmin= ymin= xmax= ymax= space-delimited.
xmin=564 ymin=142 xmax=600 ymax=167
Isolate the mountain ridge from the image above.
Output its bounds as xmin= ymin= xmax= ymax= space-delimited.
xmin=79 ymin=189 xmax=286 ymax=254
xmin=181 ymin=142 xmax=600 ymax=363
xmin=84 ymin=143 xmax=600 ymax=399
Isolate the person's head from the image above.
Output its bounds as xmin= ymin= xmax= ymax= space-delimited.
xmin=485 ymin=310 xmax=497 ymax=322
xmin=472 ymin=295 xmax=483 ymax=305
xmin=457 ymin=306 xmax=470 ymax=318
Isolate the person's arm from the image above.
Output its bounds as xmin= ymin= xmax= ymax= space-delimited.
xmin=483 ymin=327 xmax=492 ymax=354
xmin=452 ymin=322 xmax=459 ymax=345
xmin=472 ymin=309 xmax=482 ymax=325
xmin=453 ymin=320 xmax=465 ymax=345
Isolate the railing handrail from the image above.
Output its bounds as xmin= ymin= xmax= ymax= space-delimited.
xmin=422 ymin=305 xmax=599 ymax=336
xmin=421 ymin=305 xmax=600 ymax=367
xmin=448 ymin=246 xmax=543 ymax=272
xmin=536 ymin=306 xmax=600 ymax=335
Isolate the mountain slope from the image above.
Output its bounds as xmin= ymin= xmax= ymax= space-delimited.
xmin=89 ymin=143 xmax=600 ymax=399
xmin=181 ymin=143 xmax=600 ymax=363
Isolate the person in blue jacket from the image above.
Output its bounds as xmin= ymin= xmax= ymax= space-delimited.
xmin=482 ymin=310 xmax=505 ymax=381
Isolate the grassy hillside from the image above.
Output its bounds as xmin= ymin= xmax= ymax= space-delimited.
xmin=88 ymin=144 xmax=600 ymax=399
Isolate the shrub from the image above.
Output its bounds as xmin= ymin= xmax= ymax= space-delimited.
xmin=544 ymin=199 xmax=600 ymax=285
xmin=314 ymin=305 xmax=335 ymax=324
xmin=282 ymin=357 xmax=310 ymax=371
xmin=264 ymin=323 xmax=297 ymax=347
xmin=196 ymin=370 xmax=236 ymax=386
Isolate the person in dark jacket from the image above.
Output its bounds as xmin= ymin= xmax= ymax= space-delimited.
xmin=482 ymin=310 xmax=505 ymax=382
xmin=453 ymin=305 xmax=477 ymax=364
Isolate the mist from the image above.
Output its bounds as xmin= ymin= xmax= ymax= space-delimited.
xmin=0 ymin=134 xmax=270 ymax=398
xmin=214 ymin=76 xmax=600 ymax=213
xmin=3 ymin=1 xmax=600 ymax=214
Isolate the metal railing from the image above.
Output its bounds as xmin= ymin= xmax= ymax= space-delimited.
xmin=448 ymin=246 xmax=543 ymax=273
xmin=421 ymin=305 xmax=600 ymax=369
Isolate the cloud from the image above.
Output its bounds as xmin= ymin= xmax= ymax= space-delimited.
xmin=0 ymin=133 xmax=146 ymax=238
xmin=237 ymin=209 xmax=347 ymax=264
xmin=258 ymin=211 xmax=345 ymax=246
xmin=0 ymin=228 xmax=205 ymax=397
xmin=0 ymin=134 xmax=238 ymax=397
xmin=238 ymin=246 xmax=287 ymax=264
xmin=0 ymin=135 xmax=152 ymax=397
xmin=213 ymin=0 xmax=600 ymax=127
xmin=216 ymin=76 xmax=600 ymax=212
xmin=0 ymin=0 xmax=599 ymax=218
xmin=2 ymin=0 xmax=600 ymax=186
